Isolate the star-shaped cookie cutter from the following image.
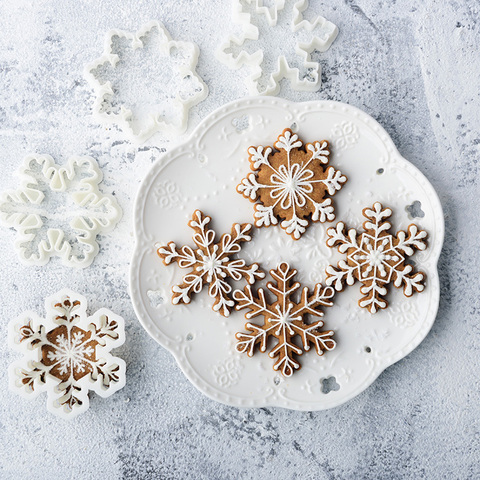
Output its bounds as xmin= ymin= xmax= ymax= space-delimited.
xmin=216 ymin=0 xmax=338 ymax=95
xmin=85 ymin=20 xmax=208 ymax=143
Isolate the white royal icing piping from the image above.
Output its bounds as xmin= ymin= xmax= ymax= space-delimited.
xmin=238 ymin=129 xmax=346 ymax=239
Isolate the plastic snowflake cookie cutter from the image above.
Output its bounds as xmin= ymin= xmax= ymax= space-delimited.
xmin=8 ymin=289 xmax=126 ymax=419
xmin=84 ymin=20 xmax=208 ymax=143
xmin=237 ymin=127 xmax=347 ymax=239
xmin=156 ymin=210 xmax=265 ymax=317
xmin=326 ymin=202 xmax=428 ymax=314
xmin=234 ymin=262 xmax=336 ymax=377
xmin=0 ymin=154 xmax=122 ymax=268
xmin=216 ymin=0 xmax=338 ymax=95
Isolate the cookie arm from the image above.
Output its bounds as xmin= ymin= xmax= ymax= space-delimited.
xmin=393 ymin=265 xmax=426 ymax=297
xmin=292 ymin=320 xmax=336 ymax=356
xmin=269 ymin=332 xmax=303 ymax=377
xmin=395 ymin=224 xmax=428 ymax=255
xmin=293 ymin=284 xmax=335 ymax=317
xmin=236 ymin=322 xmax=271 ymax=357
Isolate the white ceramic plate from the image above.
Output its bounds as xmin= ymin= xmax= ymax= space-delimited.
xmin=130 ymin=97 xmax=444 ymax=410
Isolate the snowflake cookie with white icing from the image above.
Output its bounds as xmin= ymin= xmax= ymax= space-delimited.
xmin=8 ymin=289 xmax=126 ymax=419
xmin=234 ymin=262 xmax=336 ymax=377
xmin=157 ymin=210 xmax=265 ymax=317
xmin=326 ymin=202 xmax=428 ymax=314
xmin=237 ymin=128 xmax=347 ymax=239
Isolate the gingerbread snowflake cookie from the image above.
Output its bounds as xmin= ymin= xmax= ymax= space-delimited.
xmin=326 ymin=202 xmax=428 ymax=314
xmin=237 ymin=128 xmax=347 ymax=239
xmin=157 ymin=210 xmax=265 ymax=317
xmin=234 ymin=262 xmax=336 ymax=377
xmin=8 ymin=289 xmax=126 ymax=419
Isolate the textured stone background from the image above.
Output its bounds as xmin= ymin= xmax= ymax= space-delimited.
xmin=0 ymin=0 xmax=478 ymax=478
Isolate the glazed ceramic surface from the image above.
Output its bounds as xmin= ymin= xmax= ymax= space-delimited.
xmin=130 ymin=97 xmax=444 ymax=410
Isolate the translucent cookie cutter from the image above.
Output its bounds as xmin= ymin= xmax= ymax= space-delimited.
xmin=85 ymin=20 xmax=208 ymax=143
xmin=216 ymin=0 xmax=338 ymax=95
xmin=0 ymin=154 xmax=122 ymax=268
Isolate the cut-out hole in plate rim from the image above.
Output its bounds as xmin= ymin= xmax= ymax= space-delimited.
xmin=321 ymin=376 xmax=340 ymax=394
xmin=147 ymin=290 xmax=164 ymax=308
xmin=232 ymin=115 xmax=250 ymax=132
xmin=406 ymin=200 xmax=425 ymax=219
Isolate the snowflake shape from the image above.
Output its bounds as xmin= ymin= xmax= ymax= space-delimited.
xmin=0 ymin=154 xmax=121 ymax=267
xmin=237 ymin=128 xmax=347 ymax=239
xmin=216 ymin=0 xmax=338 ymax=95
xmin=234 ymin=262 xmax=336 ymax=377
xmin=85 ymin=21 xmax=208 ymax=143
xmin=326 ymin=202 xmax=428 ymax=314
xmin=8 ymin=290 xmax=126 ymax=419
xmin=157 ymin=210 xmax=265 ymax=317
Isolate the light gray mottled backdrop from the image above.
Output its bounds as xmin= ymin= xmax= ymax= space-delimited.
xmin=0 ymin=0 xmax=478 ymax=479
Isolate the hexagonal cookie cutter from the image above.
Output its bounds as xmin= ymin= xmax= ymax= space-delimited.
xmin=216 ymin=0 xmax=338 ymax=95
xmin=84 ymin=20 xmax=208 ymax=143
xmin=0 ymin=154 xmax=122 ymax=268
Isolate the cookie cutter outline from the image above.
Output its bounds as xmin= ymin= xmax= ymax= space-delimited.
xmin=84 ymin=20 xmax=209 ymax=144
xmin=0 ymin=154 xmax=122 ymax=268
xmin=8 ymin=289 xmax=126 ymax=419
xmin=216 ymin=0 xmax=338 ymax=95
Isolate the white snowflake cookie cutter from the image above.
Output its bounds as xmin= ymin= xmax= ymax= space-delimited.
xmin=8 ymin=289 xmax=126 ymax=419
xmin=0 ymin=154 xmax=121 ymax=267
xmin=216 ymin=0 xmax=338 ymax=95
xmin=85 ymin=20 xmax=208 ymax=143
